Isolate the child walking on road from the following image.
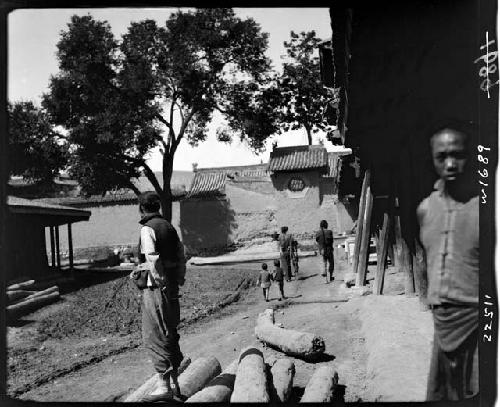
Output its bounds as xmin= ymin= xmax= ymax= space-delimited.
xmin=257 ymin=263 xmax=272 ymax=302
xmin=273 ymin=259 xmax=286 ymax=301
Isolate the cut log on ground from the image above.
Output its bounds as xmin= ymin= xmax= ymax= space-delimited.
xmin=186 ymin=359 xmax=238 ymax=403
xmin=189 ymin=251 xmax=316 ymax=266
xmin=6 ymin=290 xmax=37 ymax=303
xmin=255 ymin=309 xmax=325 ymax=360
xmin=178 ymin=356 xmax=222 ymax=399
xmin=300 ymin=365 xmax=339 ymax=403
xmin=22 ymin=286 xmax=59 ymax=302
xmin=7 ymin=291 xmax=60 ymax=319
xmin=230 ymin=347 xmax=269 ymax=402
xmin=7 ymin=280 xmax=35 ymax=291
xmin=270 ymin=359 xmax=295 ymax=402
xmin=123 ymin=358 xmax=191 ymax=402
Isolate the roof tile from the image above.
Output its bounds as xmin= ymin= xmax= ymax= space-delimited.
xmin=267 ymin=145 xmax=328 ymax=172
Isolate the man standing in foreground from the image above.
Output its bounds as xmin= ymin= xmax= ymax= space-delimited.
xmin=138 ymin=192 xmax=186 ymax=402
xmin=417 ymin=126 xmax=479 ymax=400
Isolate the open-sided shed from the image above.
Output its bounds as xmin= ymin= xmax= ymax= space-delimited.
xmin=7 ymin=196 xmax=90 ymax=282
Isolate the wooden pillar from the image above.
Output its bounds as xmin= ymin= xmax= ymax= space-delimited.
xmin=394 ymin=207 xmax=414 ymax=295
xmin=55 ymin=226 xmax=61 ymax=271
xmin=352 ymin=169 xmax=369 ymax=274
xmin=374 ymin=205 xmax=392 ymax=295
xmin=356 ymin=170 xmax=373 ymax=287
xmin=412 ymin=238 xmax=427 ymax=300
xmin=67 ymin=223 xmax=74 ymax=272
xmin=49 ymin=226 xmax=56 ymax=268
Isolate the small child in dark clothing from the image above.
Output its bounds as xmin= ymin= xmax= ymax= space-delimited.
xmin=272 ymin=259 xmax=286 ymax=301
xmin=257 ymin=263 xmax=272 ymax=302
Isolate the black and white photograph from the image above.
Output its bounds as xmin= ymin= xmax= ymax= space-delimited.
xmin=0 ymin=1 xmax=497 ymax=404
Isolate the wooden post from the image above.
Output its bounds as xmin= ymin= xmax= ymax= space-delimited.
xmin=67 ymin=223 xmax=74 ymax=272
xmin=394 ymin=209 xmax=414 ymax=295
xmin=356 ymin=170 xmax=373 ymax=287
xmin=413 ymin=238 xmax=427 ymax=300
xmin=352 ymin=170 xmax=369 ymax=274
xmin=55 ymin=226 xmax=61 ymax=271
xmin=374 ymin=208 xmax=391 ymax=295
xmin=49 ymin=227 xmax=56 ymax=268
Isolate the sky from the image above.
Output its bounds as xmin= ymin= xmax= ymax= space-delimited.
xmin=8 ymin=7 xmax=333 ymax=171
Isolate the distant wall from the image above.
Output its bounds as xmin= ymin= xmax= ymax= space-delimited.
xmin=180 ymin=197 xmax=235 ymax=253
xmin=47 ymin=202 xmax=181 ymax=252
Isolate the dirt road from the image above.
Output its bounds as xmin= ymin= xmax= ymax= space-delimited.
xmin=18 ymin=257 xmax=433 ymax=402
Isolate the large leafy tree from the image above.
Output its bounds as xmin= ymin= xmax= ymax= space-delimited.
xmin=277 ymin=31 xmax=337 ymax=145
xmin=8 ymin=101 xmax=68 ymax=182
xmin=43 ymin=10 xmax=279 ymax=221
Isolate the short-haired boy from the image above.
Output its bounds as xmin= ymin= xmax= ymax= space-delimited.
xmin=273 ymin=259 xmax=286 ymax=301
xmin=257 ymin=263 xmax=272 ymax=302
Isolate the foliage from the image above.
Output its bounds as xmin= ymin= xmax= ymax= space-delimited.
xmin=275 ymin=31 xmax=339 ymax=145
xmin=8 ymin=101 xmax=68 ymax=182
xmin=43 ymin=10 xmax=279 ymax=217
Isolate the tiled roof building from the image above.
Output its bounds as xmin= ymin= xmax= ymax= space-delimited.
xmin=267 ymin=145 xmax=328 ymax=172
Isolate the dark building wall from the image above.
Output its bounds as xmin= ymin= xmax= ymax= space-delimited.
xmin=8 ymin=215 xmax=48 ymax=281
xmin=180 ymin=197 xmax=236 ymax=254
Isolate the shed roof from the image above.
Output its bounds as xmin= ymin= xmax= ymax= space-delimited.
xmin=187 ymin=172 xmax=227 ymax=198
xmin=37 ymin=185 xmax=186 ymax=207
xmin=8 ymin=196 xmax=91 ymax=224
xmin=267 ymin=145 xmax=328 ymax=172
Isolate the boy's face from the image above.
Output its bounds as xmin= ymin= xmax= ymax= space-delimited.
xmin=431 ymin=129 xmax=469 ymax=185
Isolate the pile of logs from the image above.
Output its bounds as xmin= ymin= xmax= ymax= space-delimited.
xmin=125 ymin=310 xmax=337 ymax=403
xmin=125 ymin=348 xmax=338 ymax=403
xmin=6 ymin=279 xmax=61 ymax=320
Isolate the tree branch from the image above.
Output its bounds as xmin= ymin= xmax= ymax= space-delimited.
xmin=155 ymin=113 xmax=172 ymax=129
xmin=127 ymin=179 xmax=141 ymax=196
xmin=141 ymin=162 xmax=163 ymax=195
xmin=172 ymin=108 xmax=196 ymax=153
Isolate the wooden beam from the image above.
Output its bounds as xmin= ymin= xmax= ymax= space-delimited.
xmin=356 ymin=169 xmax=373 ymax=287
xmin=55 ymin=226 xmax=61 ymax=271
xmin=49 ymin=227 xmax=56 ymax=268
xmin=67 ymin=223 xmax=74 ymax=272
xmin=413 ymin=238 xmax=427 ymax=301
xmin=374 ymin=209 xmax=391 ymax=295
xmin=394 ymin=208 xmax=414 ymax=295
xmin=352 ymin=169 xmax=368 ymax=273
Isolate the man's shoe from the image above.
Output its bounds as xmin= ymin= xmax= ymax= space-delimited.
xmin=141 ymin=392 xmax=174 ymax=402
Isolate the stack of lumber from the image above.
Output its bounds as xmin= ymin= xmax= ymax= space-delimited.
xmin=6 ymin=279 xmax=61 ymax=320
xmin=127 ymin=348 xmax=338 ymax=403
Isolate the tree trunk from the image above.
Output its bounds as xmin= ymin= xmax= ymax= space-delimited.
xmin=161 ymin=152 xmax=175 ymax=222
xmin=270 ymin=359 xmax=295 ymax=402
xmin=254 ymin=309 xmax=325 ymax=360
xmin=185 ymin=359 xmax=238 ymax=403
xmin=305 ymin=127 xmax=313 ymax=145
xmin=178 ymin=356 xmax=222 ymax=399
xmin=123 ymin=358 xmax=191 ymax=402
xmin=300 ymin=365 xmax=339 ymax=403
xmin=230 ymin=347 xmax=270 ymax=402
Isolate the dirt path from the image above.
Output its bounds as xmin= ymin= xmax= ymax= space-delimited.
xmin=19 ymin=258 xmax=372 ymax=402
xmin=18 ymin=258 xmax=433 ymax=402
